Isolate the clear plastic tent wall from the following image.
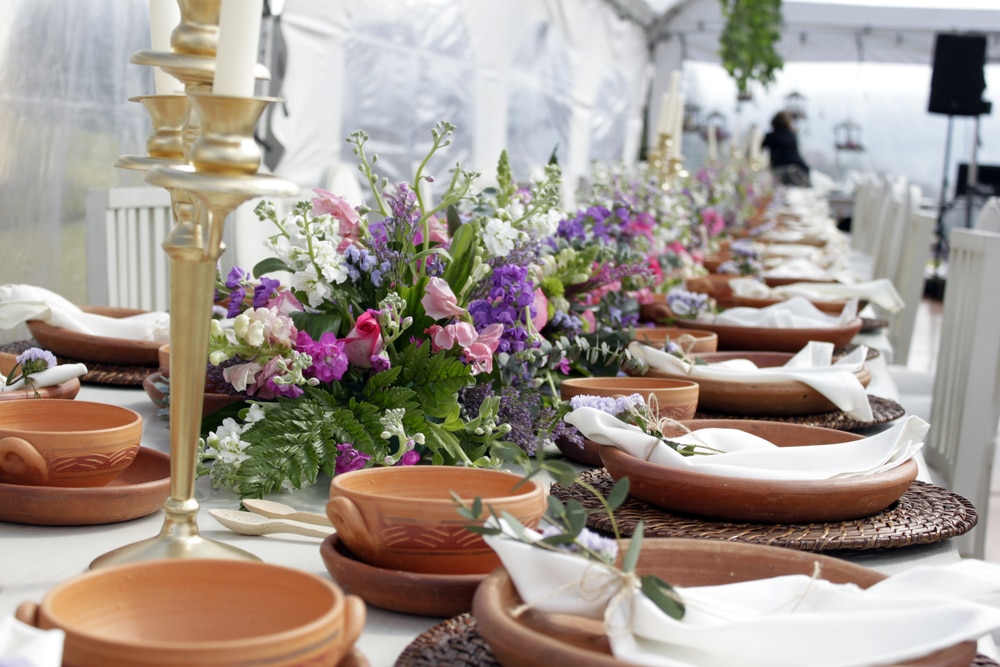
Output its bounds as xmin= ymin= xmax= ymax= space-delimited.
xmin=0 ymin=0 xmax=650 ymax=324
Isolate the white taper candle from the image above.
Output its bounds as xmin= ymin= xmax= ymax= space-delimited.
xmin=213 ymin=0 xmax=264 ymax=97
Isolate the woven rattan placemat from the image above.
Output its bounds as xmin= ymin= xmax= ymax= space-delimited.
xmin=0 ymin=339 xmax=151 ymax=386
xmin=694 ymin=395 xmax=905 ymax=431
xmin=861 ymin=316 xmax=890 ymax=333
xmin=394 ymin=613 xmax=999 ymax=667
xmin=395 ymin=613 xmax=498 ymax=667
xmin=552 ymin=470 xmax=977 ymax=553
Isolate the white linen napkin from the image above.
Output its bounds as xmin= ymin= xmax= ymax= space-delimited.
xmin=729 ymin=278 xmax=905 ymax=315
xmin=628 ymin=340 xmax=873 ymax=421
xmin=712 ymin=296 xmax=858 ymax=327
xmin=762 ymin=258 xmax=836 ymax=281
xmin=485 ymin=523 xmax=1000 ymax=667
xmin=0 ymin=285 xmax=169 ymax=341
xmin=563 ymin=406 xmax=926 ymax=480
xmin=0 ymin=363 xmax=88 ymax=391
xmin=0 ymin=617 xmax=63 ymax=667
xmin=772 ymin=278 xmax=905 ymax=314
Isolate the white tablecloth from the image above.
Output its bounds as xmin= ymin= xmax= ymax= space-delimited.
xmin=0 ymin=341 xmax=991 ymax=666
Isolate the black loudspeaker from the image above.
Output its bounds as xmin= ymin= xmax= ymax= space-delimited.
xmin=928 ymin=33 xmax=989 ymax=117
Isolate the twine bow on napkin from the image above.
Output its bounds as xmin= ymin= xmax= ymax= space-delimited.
xmin=628 ymin=341 xmax=874 ymax=421
xmin=563 ymin=407 xmax=926 ymax=480
xmin=0 ymin=285 xmax=169 ymax=341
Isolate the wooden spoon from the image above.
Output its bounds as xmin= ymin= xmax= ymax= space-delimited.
xmin=208 ymin=509 xmax=335 ymax=538
xmin=241 ymin=498 xmax=332 ymax=527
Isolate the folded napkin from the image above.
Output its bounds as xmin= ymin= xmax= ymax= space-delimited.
xmin=762 ymin=258 xmax=838 ymax=281
xmin=563 ymin=406 xmax=925 ymax=480
xmin=486 ymin=523 xmax=1000 ymax=667
xmin=0 ymin=363 xmax=88 ymax=391
xmin=730 ymin=278 xmax=905 ymax=315
xmin=0 ymin=617 xmax=63 ymax=667
xmin=0 ymin=285 xmax=169 ymax=341
xmin=712 ymin=296 xmax=858 ymax=328
xmin=628 ymin=340 xmax=874 ymax=421
xmin=773 ymin=278 xmax=905 ymax=314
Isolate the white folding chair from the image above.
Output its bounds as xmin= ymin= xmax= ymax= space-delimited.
xmin=975 ymin=197 xmax=1000 ymax=233
xmin=870 ymin=179 xmax=913 ymax=283
xmin=86 ymin=187 xmax=172 ymax=311
xmin=919 ymin=227 xmax=1000 ymax=558
xmin=885 ymin=200 xmax=934 ymax=367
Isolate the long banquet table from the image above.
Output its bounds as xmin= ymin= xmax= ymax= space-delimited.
xmin=0 ymin=333 xmax=995 ymax=666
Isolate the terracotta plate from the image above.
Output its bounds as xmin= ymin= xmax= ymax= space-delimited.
xmin=676 ymin=316 xmax=863 ymax=352
xmin=320 ymin=534 xmax=485 ymax=618
xmin=0 ymin=447 xmax=170 ymax=525
xmin=26 ymin=306 xmax=163 ymax=367
xmin=553 ymin=436 xmax=603 ymax=467
xmin=631 ymin=326 xmax=718 ymax=353
xmin=472 ymin=539 xmax=976 ymax=667
xmin=600 ymin=419 xmax=918 ymax=523
xmin=640 ymin=351 xmax=871 ymax=417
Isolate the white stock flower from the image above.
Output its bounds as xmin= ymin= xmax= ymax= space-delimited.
xmin=313 ymin=241 xmax=350 ymax=284
xmin=483 ymin=216 xmax=519 ymax=258
xmin=290 ymin=264 xmax=332 ymax=308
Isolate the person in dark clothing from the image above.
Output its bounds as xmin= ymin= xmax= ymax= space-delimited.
xmin=761 ymin=111 xmax=811 ymax=186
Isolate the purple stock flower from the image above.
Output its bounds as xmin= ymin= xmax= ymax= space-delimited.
xmin=468 ymin=264 xmax=536 ymax=356
xmin=394 ymin=449 xmax=421 ymax=466
xmin=225 ymin=266 xmax=249 ymax=289
xmin=335 ymin=443 xmax=371 ymax=475
xmin=253 ymin=276 xmax=280 ymax=308
xmin=226 ymin=287 xmax=247 ymax=317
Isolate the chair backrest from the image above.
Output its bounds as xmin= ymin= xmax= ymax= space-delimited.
xmin=975 ymin=197 xmax=1000 ymax=233
xmin=86 ymin=187 xmax=172 ymax=311
xmin=849 ymin=173 xmax=880 ymax=252
xmin=925 ymin=227 xmax=1000 ymax=558
xmin=871 ymin=180 xmax=914 ymax=283
xmin=886 ymin=206 xmax=935 ymax=366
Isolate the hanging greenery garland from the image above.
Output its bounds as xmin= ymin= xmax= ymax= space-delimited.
xmin=718 ymin=0 xmax=784 ymax=99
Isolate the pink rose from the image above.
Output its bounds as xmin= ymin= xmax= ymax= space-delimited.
xmin=421 ymin=277 xmax=467 ymax=320
xmin=311 ymin=188 xmax=361 ymax=245
xmin=531 ymin=288 xmax=549 ymax=331
xmin=579 ymin=310 xmax=596 ymax=333
xmin=343 ymin=310 xmax=384 ymax=368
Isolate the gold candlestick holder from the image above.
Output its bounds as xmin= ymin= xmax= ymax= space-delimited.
xmin=114 ymin=94 xmax=188 ymax=172
xmin=91 ymin=93 xmax=297 ymax=567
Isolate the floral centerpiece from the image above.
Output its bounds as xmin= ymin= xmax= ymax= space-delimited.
xmin=198 ymin=123 xmax=631 ymax=498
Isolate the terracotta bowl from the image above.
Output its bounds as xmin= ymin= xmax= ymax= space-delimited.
xmin=725 ymin=293 xmax=853 ymax=315
xmin=631 ymin=326 xmax=718 ymax=353
xmin=560 ymin=376 xmax=699 ymax=421
xmin=326 ymin=466 xmax=546 ymax=575
xmin=685 ymin=274 xmax=738 ymax=303
xmin=320 ymin=533 xmax=485 ymax=617
xmin=26 ymin=305 xmax=163 ymax=366
xmin=641 ymin=350 xmax=871 ymax=416
xmin=675 ymin=316 xmax=863 ymax=352
xmin=553 ymin=436 xmax=604 ymax=467
xmin=151 ymin=345 xmax=245 ymax=417
xmin=15 ymin=559 xmax=366 ymax=667
xmin=472 ymin=539 xmax=974 ymax=667
xmin=600 ymin=419 xmax=918 ymax=523
xmin=637 ymin=294 xmax=671 ymax=324
xmin=0 ymin=399 xmax=143 ymax=487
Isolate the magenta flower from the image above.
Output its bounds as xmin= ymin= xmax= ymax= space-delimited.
xmin=335 ymin=443 xmax=371 ymax=475
xmin=701 ymin=208 xmax=725 ymax=237
xmin=421 ymin=277 xmax=467 ymax=320
xmin=394 ymin=449 xmax=421 ymax=466
xmin=296 ymin=330 xmax=349 ymax=382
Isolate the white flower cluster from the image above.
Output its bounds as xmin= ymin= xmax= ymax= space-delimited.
xmin=266 ymin=212 xmax=350 ymax=308
xmin=200 ymin=404 xmax=266 ymax=491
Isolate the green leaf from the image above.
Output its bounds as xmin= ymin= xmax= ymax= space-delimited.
xmin=290 ymin=311 xmax=343 ymax=339
xmin=606 ymin=477 xmax=630 ymax=511
xmin=641 ymin=575 xmax=685 ymax=620
xmin=441 ymin=218 xmax=480 ymax=295
xmin=252 ymin=257 xmax=290 ymax=278
xmin=621 ymin=523 xmax=643 ymax=573
xmin=446 ymin=204 xmax=463 ymax=238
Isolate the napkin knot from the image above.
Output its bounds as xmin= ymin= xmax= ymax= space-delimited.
xmin=509 ymin=559 xmax=640 ymax=621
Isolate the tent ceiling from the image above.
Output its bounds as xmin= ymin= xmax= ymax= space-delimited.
xmin=622 ymin=0 xmax=1000 ymax=64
